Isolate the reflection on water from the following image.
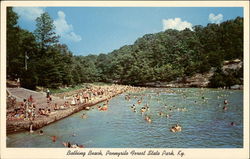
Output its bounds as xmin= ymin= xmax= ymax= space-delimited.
xmin=7 ymin=88 xmax=243 ymax=148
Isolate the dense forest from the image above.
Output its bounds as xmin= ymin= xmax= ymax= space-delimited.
xmin=7 ymin=7 xmax=243 ymax=89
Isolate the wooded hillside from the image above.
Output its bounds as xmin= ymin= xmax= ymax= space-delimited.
xmin=7 ymin=7 xmax=243 ymax=89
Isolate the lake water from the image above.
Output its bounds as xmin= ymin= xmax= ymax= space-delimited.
xmin=7 ymin=88 xmax=243 ymax=148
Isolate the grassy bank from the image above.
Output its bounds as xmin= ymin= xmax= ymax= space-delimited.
xmin=41 ymin=82 xmax=111 ymax=94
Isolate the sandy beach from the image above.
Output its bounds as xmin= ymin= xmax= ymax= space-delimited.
xmin=6 ymin=84 xmax=144 ymax=134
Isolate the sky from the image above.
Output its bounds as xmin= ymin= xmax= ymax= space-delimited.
xmin=13 ymin=7 xmax=243 ymax=56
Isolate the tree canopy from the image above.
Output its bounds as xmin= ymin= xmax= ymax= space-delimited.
xmin=6 ymin=8 xmax=243 ymax=89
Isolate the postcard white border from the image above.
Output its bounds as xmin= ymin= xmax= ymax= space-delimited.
xmin=1 ymin=1 xmax=249 ymax=159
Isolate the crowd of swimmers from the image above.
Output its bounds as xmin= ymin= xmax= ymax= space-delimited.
xmin=126 ymin=89 xmax=184 ymax=128
xmin=125 ymin=88 xmax=238 ymax=133
xmin=29 ymin=128 xmax=84 ymax=148
xmin=127 ymin=92 xmax=182 ymax=131
xmin=8 ymin=86 xmax=238 ymax=147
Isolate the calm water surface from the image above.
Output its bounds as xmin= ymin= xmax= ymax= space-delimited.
xmin=7 ymin=88 xmax=243 ymax=148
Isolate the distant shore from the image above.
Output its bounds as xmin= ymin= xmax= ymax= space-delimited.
xmin=138 ymin=82 xmax=243 ymax=90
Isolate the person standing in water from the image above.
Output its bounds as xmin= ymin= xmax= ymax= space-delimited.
xmin=224 ymin=99 xmax=228 ymax=105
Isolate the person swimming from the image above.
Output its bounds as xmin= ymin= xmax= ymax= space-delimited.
xmin=223 ymin=105 xmax=228 ymax=110
xmin=166 ymin=114 xmax=171 ymax=118
xmin=81 ymin=113 xmax=88 ymax=119
xmin=133 ymin=108 xmax=137 ymax=112
xmin=63 ymin=142 xmax=83 ymax=148
xmin=224 ymin=99 xmax=228 ymax=105
xmin=85 ymin=107 xmax=90 ymax=110
xmin=145 ymin=116 xmax=152 ymax=123
xmin=63 ymin=142 xmax=71 ymax=148
xmin=131 ymin=104 xmax=136 ymax=109
xmin=39 ymin=130 xmax=44 ymax=135
xmin=98 ymin=104 xmax=108 ymax=111
xmin=137 ymin=100 xmax=142 ymax=104
xmin=158 ymin=112 xmax=164 ymax=116
xmin=170 ymin=124 xmax=182 ymax=132
xmin=141 ymin=107 xmax=146 ymax=112
xmin=52 ymin=136 xmax=57 ymax=142
xmin=230 ymin=122 xmax=236 ymax=126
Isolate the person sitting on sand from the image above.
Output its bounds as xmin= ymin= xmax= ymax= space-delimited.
xmin=38 ymin=108 xmax=42 ymax=115
xmin=28 ymin=95 xmax=34 ymax=104
xmin=47 ymin=96 xmax=52 ymax=105
xmin=45 ymin=109 xmax=51 ymax=115
xmin=64 ymin=101 xmax=70 ymax=107
xmin=42 ymin=109 xmax=46 ymax=115
xmin=71 ymin=96 xmax=76 ymax=106
xmin=40 ymin=109 xmax=49 ymax=116
xmin=83 ymin=93 xmax=89 ymax=103
xmin=59 ymin=105 xmax=66 ymax=110
xmin=76 ymin=94 xmax=80 ymax=104
xmin=54 ymin=103 xmax=59 ymax=110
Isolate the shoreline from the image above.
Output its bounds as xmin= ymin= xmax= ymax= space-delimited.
xmin=6 ymin=85 xmax=137 ymax=135
xmin=6 ymin=85 xmax=242 ymax=135
xmin=137 ymin=84 xmax=243 ymax=90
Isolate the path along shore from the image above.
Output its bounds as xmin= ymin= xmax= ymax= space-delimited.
xmin=6 ymin=84 xmax=143 ymax=134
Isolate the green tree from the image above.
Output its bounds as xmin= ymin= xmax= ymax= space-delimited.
xmin=7 ymin=7 xmax=19 ymax=79
xmin=34 ymin=12 xmax=59 ymax=53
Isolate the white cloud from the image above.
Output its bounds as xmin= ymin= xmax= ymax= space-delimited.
xmin=54 ymin=11 xmax=82 ymax=42
xmin=162 ymin=18 xmax=193 ymax=31
xmin=64 ymin=32 xmax=82 ymax=42
xmin=13 ymin=7 xmax=45 ymax=21
xmin=208 ymin=13 xmax=223 ymax=24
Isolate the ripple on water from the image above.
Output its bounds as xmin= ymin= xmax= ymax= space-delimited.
xmin=7 ymin=88 xmax=243 ymax=148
